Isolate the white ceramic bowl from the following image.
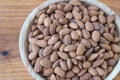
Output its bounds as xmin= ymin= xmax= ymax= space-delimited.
xmin=19 ymin=0 xmax=120 ymax=80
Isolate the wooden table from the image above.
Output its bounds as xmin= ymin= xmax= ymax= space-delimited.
xmin=0 ymin=0 xmax=120 ymax=80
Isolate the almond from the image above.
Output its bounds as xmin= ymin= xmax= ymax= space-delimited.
xmin=60 ymin=60 xmax=68 ymax=71
xmin=107 ymin=14 xmax=115 ymax=23
xmin=111 ymin=44 xmax=120 ymax=53
xmin=85 ymin=21 xmax=94 ymax=31
xmin=69 ymin=0 xmax=82 ymax=6
xmin=66 ymin=12 xmax=73 ymax=19
xmin=66 ymin=71 xmax=75 ymax=78
xmin=48 ymin=37 xmax=59 ymax=45
xmin=78 ymin=69 xmax=87 ymax=77
xmin=92 ymin=31 xmax=100 ymax=42
xmin=42 ymin=46 xmax=53 ymax=56
xmin=83 ymin=61 xmax=91 ymax=68
xmin=28 ymin=52 xmax=37 ymax=60
xmin=50 ymin=23 xmax=56 ymax=35
xmin=88 ymin=54 xmax=98 ymax=61
xmin=38 ymin=13 xmax=46 ymax=24
xmin=88 ymin=5 xmax=99 ymax=11
xmin=100 ymin=43 xmax=111 ymax=50
xmin=93 ymin=59 xmax=104 ymax=67
xmin=77 ymin=43 xmax=86 ymax=56
xmin=50 ymin=74 xmax=56 ymax=80
xmin=40 ymin=58 xmax=52 ymax=68
xmin=59 ymin=28 xmax=71 ymax=36
xmin=69 ymin=51 xmax=76 ymax=58
xmin=43 ymin=68 xmax=54 ymax=76
xmin=50 ymin=51 xmax=58 ymax=62
xmin=63 ymin=4 xmax=72 ymax=12
xmin=89 ymin=11 xmax=98 ymax=17
xmin=67 ymin=58 xmax=72 ymax=70
xmin=69 ymin=22 xmax=78 ymax=29
xmin=28 ymin=38 xmax=38 ymax=44
xmin=80 ymin=73 xmax=91 ymax=80
xmin=88 ymin=67 xmax=97 ymax=76
xmin=59 ymin=18 xmax=68 ymax=25
xmin=71 ymin=30 xmax=79 ymax=40
xmin=77 ymin=21 xmax=84 ymax=29
xmin=64 ymin=34 xmax=71 ymax=45
xmin=57 ymin=51 xmax=69 ymax=60
xmin=103 ymin=33 xmax=114 ymax=41
xmin=82 ymin=29 xmax=90 ymax=39
xmin=53 ymin=59 xmax=61 ymax=68
xmin=93 ymin=76 xmax=101 ymax=80
xmin=72 ymin=10 xmax=82 ymax=20
xmin=44 ymin=17 xmax=51 ymax=27
xmin=36 ymin=40 xmax=47 ymax=47
xmin=53 ymin=41 xmax=61 ymax=50
xmin=98 ymin=14 xmax=106 ymax=24
xmin=34 ymin=58 xmax=42 ymax=73
xmin=54 ymin=67 xmax=65 ymax=77
xmin=72 ymin=65 xmax=80 ymax=73
xmin=81 ymin=39 xmax=91 ymax=48
xmin=64 ymin=45 xmax=77 ymax=52
xmin=95 ymin=67 xmax=106 ymax=76
xmin=85 ymin=47 xmax=94 ymax=57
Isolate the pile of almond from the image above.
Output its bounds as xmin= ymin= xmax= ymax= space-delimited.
xmin=28 ymin=0 xmax=120 ymax=80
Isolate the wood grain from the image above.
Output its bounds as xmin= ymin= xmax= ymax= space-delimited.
xmin=0 ymin=0 xmax=120 ymax=80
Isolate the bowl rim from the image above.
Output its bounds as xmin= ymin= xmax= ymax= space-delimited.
xmin=19 ymin=0 xmax=120 ymax=80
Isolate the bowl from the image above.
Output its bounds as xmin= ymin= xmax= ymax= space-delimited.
xmin=19 ymin=0 xmax=120 ymax=80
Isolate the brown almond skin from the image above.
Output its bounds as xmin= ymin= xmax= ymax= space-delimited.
xmin=69 ymin=22 xmax=78 ymax=29
xmin=38 ymin=13 xmax=46 ymax=25
xmin=64 ymin=45 xmax=77 ymax=52
xmin=85 ymin=47 xmax=94 ymax=57
xmin=85 ymin=21 xmax=94 ymax=31
xmin=42 ymin=46 xmax=53 ymax=56
xmin=63 ymin=4 xmax=72 ymax=12
xmin=103 ymin=33 xmax=114 ymax=41
xmin=40 ymin=58 xmax=52 ymax=68
xmin=50 ymin=51 xmax=58 ymax=62
xmin=83 ymin=61 xmax=91 ymax=68
xmin=77 ymin=43 xmax=86 ymax=56
xmin=36 ymin=40 xmax=47 ymax=48
xmin=72 ymin=10 xmax=82 ymax=20
xmin=48 ymin=37 xmax=59 ymax=45
xmin=28 ymin=52 xmax=37 ymax=60
xmin=44 ymin=17 xmax=51 ymax=27
xmin=100 ymin=43 xmax=111 ymax=50
xmin=64 ymin=34 xmax=72 ymax=45
xmin=111 ymin=44 xmax=120 ymax=53
xmin=93 ymin=59 xmax=104 ymax=67
xmin=107 ymin=14 xmax=115 ymax=23
xmin=71 ymin=31 xmax=79 ymax=40
xmin=82 ymin=29 xmax=90 ymax=39
xmin=60 ymin=60 xmax=68 ymax=71
xmin=34 ymin=58 xmax=42 ymax=73
xmin=72 ymin=65 xmax=80 ymax=73
xmin=98 ymin=14 xmax=106 ymax=24
xmin=92 ymin=31 xmax=100 ymax=42
xmin=69 ymin=0 xmax=82 ymax=6
xmin=50 ymin=23 xmax=56 ymax=35
xmin=43 ymin=68 xmax=54 ymax=76
xmin=78 ymin=69 xmax=87 ymax=77
xmin=80 ymin=73 xmax=91 ymax=80
xmin=88 ymin=67 xmax=97 ymax=76
xmin=95 ymin=67 xmax=106 ymax=76
xmin=93 ymin=76 xmax=101 ymax=80
xmin=67 ymin=58 xmax=72 ymax=70
xmin=54 ymin=67 xmax=65 ymax=77
xmin=88 ymin=5 xmax=99 ymax=11
xmin=50 ymin=74 xmax=56 ymax=80
xmin=57 ymin=51 xmax=69 ymax=60
xmin=88 ymin=54 xmax=98 ymax=61
xmin=53 ymin=41 xmax=61 ymax=50
xmin=66 ymin=71 xmax=75 ymax=78
xmin=77 ymin=21 xmax=84 ymax=29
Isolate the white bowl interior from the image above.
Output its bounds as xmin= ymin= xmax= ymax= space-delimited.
xmin=19 ymin=0 xmax=120 ymax=80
